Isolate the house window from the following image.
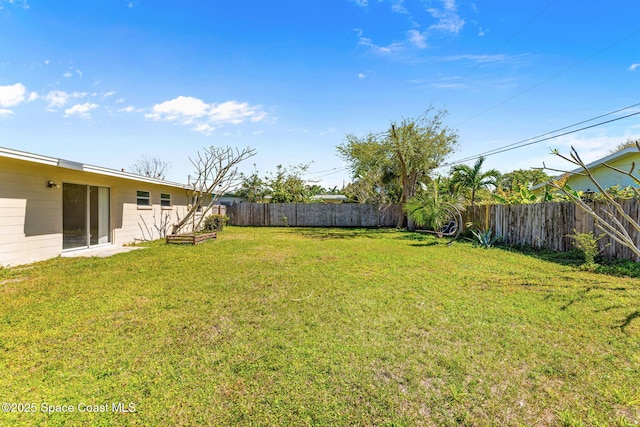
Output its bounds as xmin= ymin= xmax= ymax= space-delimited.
xmin=137 ymin=190 xmax=151 ymax=207
xmin=161 ymin=193 xmax=172 ymax=208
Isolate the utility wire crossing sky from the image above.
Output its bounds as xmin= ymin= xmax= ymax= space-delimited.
xmin=1 ymin=0 xmax=639 ymax=187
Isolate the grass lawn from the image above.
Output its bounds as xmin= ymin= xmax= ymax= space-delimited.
xmin=1 ymin=226 xmax=639 ymax=426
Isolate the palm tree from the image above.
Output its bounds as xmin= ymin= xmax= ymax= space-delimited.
xmin=449 ymin=156 xmax=501 ymax=207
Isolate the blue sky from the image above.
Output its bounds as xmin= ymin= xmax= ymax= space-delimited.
xmin=1 ymin=0 xmax=639 ymax=187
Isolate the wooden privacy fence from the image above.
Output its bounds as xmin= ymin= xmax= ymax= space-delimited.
xmin=228 ymin=203 xmax=404 ymax=228
xmin=463 ymin=199 xmax=640 ymax=260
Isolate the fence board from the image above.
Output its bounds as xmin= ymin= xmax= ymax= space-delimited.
xmin=228 ymin=203 xmax=403 ymax=228
xmin=463 ymin=200 xmax=640 ymax=260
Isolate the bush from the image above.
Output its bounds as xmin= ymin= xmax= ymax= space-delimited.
xmin=203 ymin=214 xmax=229 ymax=232
xmin=569 ymin=230 xmax=605 ymax=269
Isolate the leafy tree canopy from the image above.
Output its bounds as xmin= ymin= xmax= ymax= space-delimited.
xmin=499 ymin=168 xmax=550 ymax=191
xmin=337 ymin=107 xmax=459 ymax=211
xmin=237 ymin=163 xmax=342 ymax=203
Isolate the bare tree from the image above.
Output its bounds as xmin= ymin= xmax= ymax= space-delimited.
xmin=542 ymin=143 xmax=640 ymax=258
xmin=131 ymin=156 xmax=171 ymax=180
xmin=171 ymin=146 xmax=256 ymax=235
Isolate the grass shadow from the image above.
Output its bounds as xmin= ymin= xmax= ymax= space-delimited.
xmin=499 ymin=242 xmax=640 ymax=278
xmin=293 ymin=227 xmax=389 ymax=240
xmin=500 ymin=245 xmax=584 ymax=267
xmin=619 ymin=310 xmax=640 ymax=332
xmin=409 ymin=242 xmax=440 ymax=247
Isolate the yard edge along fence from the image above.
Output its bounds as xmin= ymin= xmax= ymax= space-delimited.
xmin=227 ymin=203 xmax=404 ymax=228
xmin=463 ymin=199 xmax=640 ymax=261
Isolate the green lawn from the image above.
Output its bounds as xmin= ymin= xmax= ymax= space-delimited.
xmin=1 ymin=227 xmax=639 ymax=426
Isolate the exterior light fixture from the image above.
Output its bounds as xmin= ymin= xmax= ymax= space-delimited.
xmin=582 ymin=188 xmax=595 ymax=203
xmin=47 ymin=180 xmax=60 ymax=188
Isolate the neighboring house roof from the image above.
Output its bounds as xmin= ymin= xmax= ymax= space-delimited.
xmin=0 ymin=146 xmax=190 ymax=190
xmin=312 ymin=194 xmax=348 ymax=202
xmin=531 ymin=147 xmax=640 ymax=191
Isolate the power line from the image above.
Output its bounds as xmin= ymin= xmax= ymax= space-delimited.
xmin=310 ymin=169 xmax=348 ymax=179
xmin=446 ymin=102 xmax=640 ymax=165
xmin=434 ymin=0 xmax=558 ymax=107
xmin=301 ymin=166 xmax=348 ymax=176
xmin=441 ymin=107 xmax=640 ymax=168
xmin=455 ymin=27 xmax=640 ymax=127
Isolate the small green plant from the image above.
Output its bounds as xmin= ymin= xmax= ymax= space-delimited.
xmin=282 ymin=216 xmax=289 ymax=227
xmin=569 ymin=230 xmax=604 ymax=269
xmin=466 ymin=222 xmax=502 ymax=248
xmin=202 ymin=214 xmax=229 ymax=232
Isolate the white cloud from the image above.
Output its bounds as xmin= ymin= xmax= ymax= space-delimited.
xmin=0 ymin=83 xmax=27 ymax=107
xmin=63 ymin=67 xmax=83 ymax=79
xmin=427 ymin=0 xmax=465 ymax=34
xmin=391 ymin=0 xmax=407 ymax=14
xmin=351 ymin=0 xmax=368 ymax=6
xmin=0 ymin=108 xmax=15 ymax=117
xmin=358 ymin=36 xmax=404 ymax=55
xmin=146 ymin=96 xmax=267 ymax=135
xmin=64 ymin=102 xmax=98 ymax=119
xmin=118 ymin=105 xmax=139 ymax=113
xmin=442 ymin=53 xmax=506 ymax=63
xmin=0 ymin=0 xmax=29 ymax=9
xmin=407 ymin=29 xmax=427 ymax=49
xmin=193 ymin=123 xmax=215 ymax=135
xmin=44 ymin=90 xmax=86 ymax=110
xmin=146 ymin=96 xmax=209 ymax=123
xmin=209 ymin=100 xmax=266 ymax=124
xmin=629 ymin=64 xmax=640 ymax=71
xmin=358 ymin=72 xmax=367 ymax=79
xmin=44 ymin=91 xmax=68 ymax=109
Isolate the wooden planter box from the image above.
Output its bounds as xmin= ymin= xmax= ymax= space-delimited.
xmin=166 ymin=232 xmax=217 ymax=245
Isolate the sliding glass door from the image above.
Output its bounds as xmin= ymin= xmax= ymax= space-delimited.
xmin=63 ymin=183 xmax=110 ymax=250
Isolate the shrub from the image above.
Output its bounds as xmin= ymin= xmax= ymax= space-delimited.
xmin=203 ymin=214 xmax=229 ymax=232
xmin=569 ymin=230 xmax=605 ymax=269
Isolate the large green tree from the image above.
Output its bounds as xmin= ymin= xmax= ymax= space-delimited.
xmin=337 ymin=107 xmax=459 ymax=228
xmin=267 ymin=164 xmax=312 ymax=203
xmin=499 ymin=168 xmax=549 ymax=191
xmin=237 ymin=163 xmax=327 ymax=203
xmin=236 ymin=166 xmax=267 ymax=203
xmin=449 ymin=156 xmax=500 ymax=207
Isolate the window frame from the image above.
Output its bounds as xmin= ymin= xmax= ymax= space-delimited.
xmin=136 ymin=190 xmax=151 ymax=209
xmin=160 ymin=193 xmax=172 ymax=209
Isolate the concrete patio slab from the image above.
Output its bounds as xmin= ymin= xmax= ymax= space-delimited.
xmin=61 ymin=245 xmax=145 ymax=259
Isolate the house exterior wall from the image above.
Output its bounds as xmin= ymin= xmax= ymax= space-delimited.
xmin=0 ymin=155 xmax=192 ymax=267
xmin=565 ymin=152 xmax=640 ymax=191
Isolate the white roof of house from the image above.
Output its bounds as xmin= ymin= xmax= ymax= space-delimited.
xmin=532 ymin=146 xmax=640 ymax=190
xmin=0 ymin=146 xmax=190 ymax=190
xmin=312 ymin=194 xmax=348 ymax=201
